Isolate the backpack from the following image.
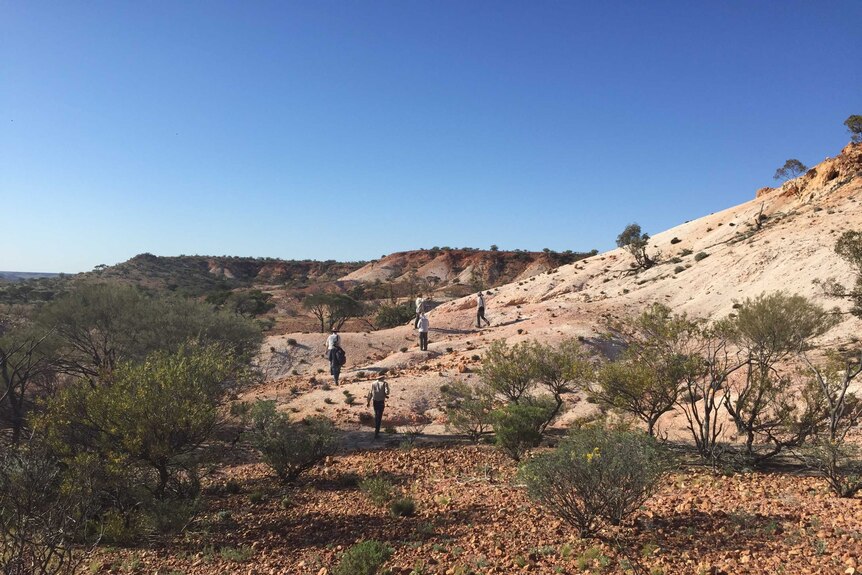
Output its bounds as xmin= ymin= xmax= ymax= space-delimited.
xmin=334 ymin=346 xmax=346 ymax=366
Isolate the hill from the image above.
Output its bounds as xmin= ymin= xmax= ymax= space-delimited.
xmin=0 ymin=271 xmax=60 ymax=282
xmin=255 ymin=142 xmax=862 ymax=420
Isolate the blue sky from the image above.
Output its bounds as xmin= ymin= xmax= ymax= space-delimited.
xmin=2 ymin=1 xmax=860 ymax=273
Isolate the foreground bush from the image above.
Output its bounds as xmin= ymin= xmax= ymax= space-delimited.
xmin=799 ymin=439 xmax=862 ymax=498
xmin=0 ymin=447 xmax=93 ymax=575
xmin=247 ymin=400 xmax=337 ymax=483
xmin=519 ymin=426 xmax=673 ymax=537
xmin=492 ymin=399 xmax=556 ymax=461
xmin=335 ymin=540 xmax=392 ymax=575
xmin=41 ymin=345 xmax=234 ymax=499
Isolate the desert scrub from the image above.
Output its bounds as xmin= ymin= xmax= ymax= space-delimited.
xmin=335 ymin=540 xmax=392 ymax=575
xmin=441 ymin=381 xmax=494 ymax=443
xmin=694 ymin=251 xmax=709 ymax=262
xmin=246 ymin=400 xmax=337 ymax=483
xmin=518 ymin=426 xmax=674 ymax=537
xmin=390 ymin=497 xmax=416 ymax=517
xmin=492 ymin=399 xmax=556 ymax=461
xmin=359 ymin=476 xmax=396 ymax=507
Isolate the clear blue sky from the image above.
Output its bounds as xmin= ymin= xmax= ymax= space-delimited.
xmin=2 ymin=1 xmax=860 ymax=273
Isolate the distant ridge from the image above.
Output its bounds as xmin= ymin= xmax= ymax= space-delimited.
xmin=0 ymin=271 xmax=60 ymax=282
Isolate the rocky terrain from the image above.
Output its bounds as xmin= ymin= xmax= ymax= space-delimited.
xmin=88 ymin=142 xmax=862 ymax=574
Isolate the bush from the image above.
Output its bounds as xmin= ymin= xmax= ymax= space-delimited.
xmin=694 ymin=251 xmax=709 ymax=262
xmin=247 ymin=401 xmax=337 ymax=483
xmin=390 ymin=497 xmax=416 ymax=517
xmin=0 ymin=447 xmax=94 ymax=575
xmin=335 ymin=540 xmax=393 ymax=575
xmin=492 ymin=400 xmax=556 ymax=461
xmin=40 ymin=345 xmax=235 ymax=499
xmin=799 ymin=439 xmax=862 ymax=498
xmin=359 ymin=476 xmax=395 ymax=507
xmin=441 ymin=381 xmax=495 ymax=442
xmin=375 ymin=302 xmax=415 ymax=329
xmin=674 ymin=266 xmax=685 ymax=274
xmin=519 ymin=426 xmax=673 ymax=537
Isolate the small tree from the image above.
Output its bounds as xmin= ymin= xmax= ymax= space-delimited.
xmin=796 ymin=351 xmax=862 ymax=496
xmin=616 ymin=223 xmax=657 ymax=270
xmin=773 ymin=158 xmax=808 ymax=182
xmin=773 ymin=159 xmax=809 ymax=199
xmin=440 ymin=381 xmax=495 ymax=442
xmin=591 ymin=304 xmax=695 ymax=436
xmin=722 ymin=292 xmax=837 ymax=463
xmin=0 ymin=322 xmax=56 ymax=445
xmin=823 ymin=230 xmax=862 ymax=317
xmin=480 ymin=340 xmax=535 ymax=404
xmin=845 ymin=114 xmax=862 ymax=143
xmin=528 ymin=339 xmax=594 ymax=433
xmin=302 ymin=293 xmax=365 ymax=333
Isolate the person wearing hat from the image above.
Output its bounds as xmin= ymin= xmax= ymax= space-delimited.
xmin=476 ymin=291 xmax=491 ymax=328
xmin=366 ymin=376 xmax=390 ymax=439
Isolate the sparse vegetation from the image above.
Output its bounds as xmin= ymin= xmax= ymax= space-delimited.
xmin=616 ymin=223 xmax=659 ymax=270
xmin=246 ymin=400 xmax=337 ymax=483
xmin=519 ymin=425 xmax=674 ymax=537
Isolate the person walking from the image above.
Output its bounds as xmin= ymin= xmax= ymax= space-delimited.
xmin=414 ymin=294 xmax=425 ymax=328
xmin=417 ymin=312 xmax=429 ymax=351
xmin=325 ymin=328 xmax=342 ymax=386
xmin=476 ymin=291 xmax=491 ymax=327
xmin=325 ymin=328 xmax=340 ymax=354
xmin=366 ymin=376 xmax=390 ymax=439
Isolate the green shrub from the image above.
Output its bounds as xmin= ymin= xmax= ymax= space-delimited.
xmin=441 ymin=381 xmax=495 ymax=442
xmin=248 ymin=490 xmax=267 ymax=504
xmin=335 ymin=540 xmax=393 ymax=575
xmin=492 ymin=399 xmax=556 ymax=461
xmin=359 ymin=476 xmax=395 ymax=507
xmin=247 ymin=400 xmax=337 ymax=483
xmin=39 ymin=345 xmax=235 ymax=499
xmin=519 ymin=426 xmax=674 ymax=537
xmin=390 ymin=497 xmax=416 ymax=517
xmin=375 ymin=302 xmax=415 ymax=329
xmin=694 ymin=251 xmax=709 ymax=262
xmin=674 ymin=266 xmax=685 ymax=274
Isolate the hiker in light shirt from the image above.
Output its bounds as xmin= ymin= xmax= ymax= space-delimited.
xmin=414 ymin=295 xmax=425 ymax=328
xmin=325 ymin=329 xmax=342 ymax=386
xmin=417 ymin=312 xmax=429 ymax=351
xmin=366 ymin=377 xmax=390 ymax=439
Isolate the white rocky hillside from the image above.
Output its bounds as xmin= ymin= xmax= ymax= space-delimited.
xmin=248 ymin=142 xmax=862 ymax=433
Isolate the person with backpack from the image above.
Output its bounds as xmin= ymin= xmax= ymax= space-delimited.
xmin=417 ymin=312 xmax=429 ymax=351
xmin=366 ymin=376 xmax=390 ymax=439
xmin=476 ymin=291 xmax=491 ymax=328
xmin=325 ymin=328 xmax=345 ymax=386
